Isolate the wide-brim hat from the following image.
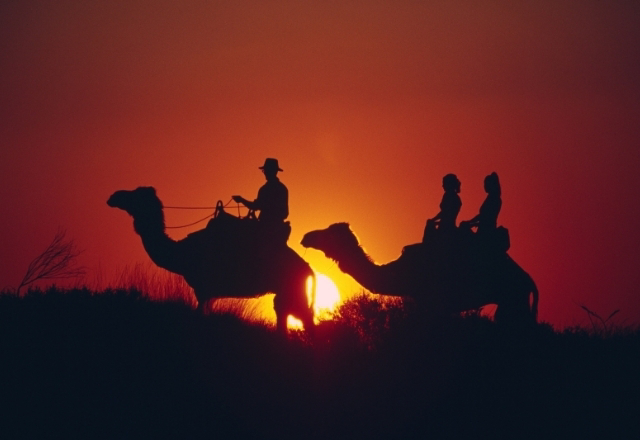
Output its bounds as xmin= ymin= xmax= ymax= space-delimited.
xmin=259 ymin=158 xmax=283 ymax=172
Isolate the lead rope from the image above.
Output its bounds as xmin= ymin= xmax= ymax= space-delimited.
xmin=165 ymin=199 xmax=246 ymax=229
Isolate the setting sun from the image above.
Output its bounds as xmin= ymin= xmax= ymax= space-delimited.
xmin=311 ymin=273 xmax=341 ymax=315
xmin=288 ymin=272 xmax=342 ymax=329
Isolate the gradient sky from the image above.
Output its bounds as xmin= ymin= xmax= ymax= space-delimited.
xmin=2 ymin=0 xmax=639 ymax=327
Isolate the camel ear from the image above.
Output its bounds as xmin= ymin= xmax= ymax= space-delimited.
xmin=334 ymin=222 xmax=350 ymax=233
xmin=140 ymin=186 xmax=157 ymax=195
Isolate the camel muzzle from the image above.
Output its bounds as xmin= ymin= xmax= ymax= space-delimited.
xmin=107 ymin=190 xmax=128 ymax=209
xmin=300 ymin=232 xmax=316 ymax=249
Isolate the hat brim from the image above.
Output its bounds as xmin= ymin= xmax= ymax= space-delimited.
xmin=259 ymin=166 xmax=283 ymax=171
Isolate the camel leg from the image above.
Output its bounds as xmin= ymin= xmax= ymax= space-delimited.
xmin=287 ymin=283 xmax=316 ymax=336
xmin=297 ymin=307 xmax=315 ymax=338
xmin=273 ymin=295 xmax=288 ymax=335
xmin=276 ymin=314 xmax=288 ymax=335
xmin=494 ymin=296 xmax=521 ymax=325
xmin=495 ymin=295 xmax=534 ymax=327
xmin=494 ymin=303 xmax=507 ymax=323
xmin=196 ymin=299 xmax=207 ymax=314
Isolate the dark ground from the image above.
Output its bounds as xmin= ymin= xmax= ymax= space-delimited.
xmin=1 ymin=287 xmax=639 ymax=439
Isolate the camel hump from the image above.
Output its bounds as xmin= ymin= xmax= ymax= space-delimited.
xmin=274 ymin=221 xmax=291 ymax=244
xmin=402 ymin=243 xmax=424 ymax=258
xmin=495 ymin=226 xmax=510 ymax=252
xmin=475 ymin=226 xmax=510 ymax=253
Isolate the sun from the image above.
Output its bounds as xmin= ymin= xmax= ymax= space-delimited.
xmin=287 ymin=272 xmax=342 ymax=329
xmin=311 ymin=273 xmax=341 ymax=315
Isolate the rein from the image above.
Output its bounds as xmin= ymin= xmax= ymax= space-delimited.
xmin=164 ymin=199 xmax=250 ymax=229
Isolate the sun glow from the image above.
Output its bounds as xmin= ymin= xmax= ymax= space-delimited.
xmin=287 ymin=272 xmax=342 ymax=329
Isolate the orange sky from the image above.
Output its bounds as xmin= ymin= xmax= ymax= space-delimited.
xmin=1 ymin=1 xmax=639 ymax=327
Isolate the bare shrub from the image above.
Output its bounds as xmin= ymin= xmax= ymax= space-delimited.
xmin=16 ymin=229 xmax=85 ymax=294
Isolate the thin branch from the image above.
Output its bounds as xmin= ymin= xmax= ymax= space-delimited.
xmin=580 ymin=305 xmax=598 ymax=332
xmin=16 ymin=229 xmax=85 ymax=294
xmin=607 ymin=310 xmax=620 ymax=322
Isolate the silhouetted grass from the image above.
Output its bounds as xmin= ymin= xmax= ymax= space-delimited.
xmin=88 ymin=263 xmax=279 ymax=326
xmin=88 ymin=262 xmax=196 ymax=304
xmin=1 ymin=287 xmax=638 ymax=439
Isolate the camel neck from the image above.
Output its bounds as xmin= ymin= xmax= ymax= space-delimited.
xmin=133 ymin=206 xmax=165 ymax=236
xmin=133 ymin=209 xmax=182 ymax=274
xmin=335 ymin=243 xmax=393 ymax=295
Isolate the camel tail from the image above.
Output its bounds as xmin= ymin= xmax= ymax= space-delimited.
xmin=530 ymin=278 xmax=539 ymax=323
xmin=309 ymin=272 xmax=317 ymax=313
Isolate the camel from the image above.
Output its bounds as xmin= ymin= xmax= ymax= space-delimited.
xmin=301 ymin=223 xmax=538 ymax=324
xmin=107 ymin=187 xmax=315 ymax=333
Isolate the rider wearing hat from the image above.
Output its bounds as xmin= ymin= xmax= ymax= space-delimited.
xmin=233 ymin=158 xmax=289 ymax=227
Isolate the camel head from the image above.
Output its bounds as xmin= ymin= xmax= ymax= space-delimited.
xmin=301 ymin=223 xmax=362 ymax=262
xmin=107 ymin=186 xmax=165 ymax=235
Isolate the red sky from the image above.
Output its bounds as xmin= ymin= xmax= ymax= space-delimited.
xmin=1 ymin=1 xmax=639 ymax=328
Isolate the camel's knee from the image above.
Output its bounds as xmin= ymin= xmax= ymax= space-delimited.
xmin=300 ymin=309 xmax=315 ymax=331
xmin=495 ymin=301 xmax=535 ymax=327
xmin=276 ymin=316 xmax=288 ymax=335
xmin=303 ymin=320 xmax=316 ymax=340
xmin=273 ymin=299 xmax=288 ymax=334
xmin=494 ymin=303 xmax=516 ymax=325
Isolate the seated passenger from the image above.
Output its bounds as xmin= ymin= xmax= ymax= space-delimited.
xmin=461 ymin=172 xmax=501 ymax=234
xmin=423 ymin=173 xmax=462 ymax=242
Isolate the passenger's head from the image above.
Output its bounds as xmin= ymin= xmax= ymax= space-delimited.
xmin=442 ymin=174 xmax=461 ymax=193
xmin=484 ymin=172 xmax=501 ymax=195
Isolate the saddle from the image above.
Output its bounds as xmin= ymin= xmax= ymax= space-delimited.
xmin=474 ymin=226 xmax=510 ymax=253
xmin=204 ymin=206 xmax=291 ymax=248
xmin=415 ymin=223 xmax=511 ymax=267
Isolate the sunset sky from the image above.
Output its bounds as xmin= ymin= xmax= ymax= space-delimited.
xmin=2 ymin=1 xmax=639 ymax=327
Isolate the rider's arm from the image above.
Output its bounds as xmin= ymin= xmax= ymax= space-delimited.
xmin=232 ymin=195 xmax=258 ymax=210
xmin=464 ymin=213 xmax=480 ymax=226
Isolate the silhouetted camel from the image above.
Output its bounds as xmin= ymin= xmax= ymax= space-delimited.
xmin=302 ymin=223 xmax=538 ymax=324
xmin=107 ymin=187 xmax=315 ymax=333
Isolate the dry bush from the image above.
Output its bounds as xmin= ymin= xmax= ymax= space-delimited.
xmin=16 ymin=229 xmax=85 ymax=294
xmin=105 ymin=263 xmax=196 ymax=305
